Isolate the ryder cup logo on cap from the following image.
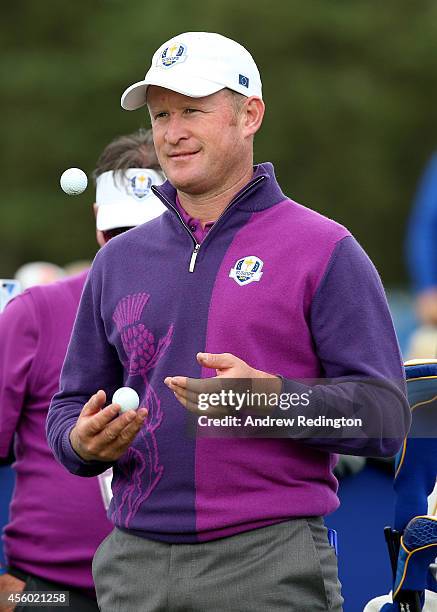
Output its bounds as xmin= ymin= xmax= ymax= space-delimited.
xmin=121 ymin=32 xmax=262 ymax=111
xmin=95 ymin=168 xmax=167 ymax=231
xmin=229 ymin=256 xmax=264 ymax=286
xmin=159 ymin=42 xmax=187 ymax=68
xmin=130 ymin=172 xmax=152 ymax=199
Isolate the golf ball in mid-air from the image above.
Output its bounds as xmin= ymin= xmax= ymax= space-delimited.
xmin=60 ymin=167 xmax=88 ymax=195
xmin=112 ymin=387 xmax=140 ymax=413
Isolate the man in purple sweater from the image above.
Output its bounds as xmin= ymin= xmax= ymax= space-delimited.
xmin=0 ymin=129 xmax=165 ymax=611
xmin=47 ymin=33 xmax=410 ymax=611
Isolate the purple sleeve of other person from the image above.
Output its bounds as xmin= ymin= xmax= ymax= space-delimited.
xmin=0 ymin=294 xmax=38 ymax=459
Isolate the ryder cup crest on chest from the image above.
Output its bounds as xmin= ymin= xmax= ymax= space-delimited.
xmin=229 ymin=256 xmax=264 ymax=286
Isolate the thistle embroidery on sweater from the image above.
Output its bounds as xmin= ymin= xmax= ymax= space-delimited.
xmin=111 ymin=293 xmax=174 ymax=527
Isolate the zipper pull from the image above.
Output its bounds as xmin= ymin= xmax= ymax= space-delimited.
xmin=189 ymin=244 xmax=201 ymax=273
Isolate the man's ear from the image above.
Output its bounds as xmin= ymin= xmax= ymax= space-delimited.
xmin=93 ymin=203 xmax=107 ymax=247
xmin=96 ymin=229 xmax=107 ymax=247
xmin=242 ymin=96 xmax=265 ymax=138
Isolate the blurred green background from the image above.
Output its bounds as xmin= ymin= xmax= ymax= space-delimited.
xmin=2 ymin=0 xmax=437 ymax=284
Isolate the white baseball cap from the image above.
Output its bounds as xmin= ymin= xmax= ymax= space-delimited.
xmin=95 ymin=168 xmax=167 ymax=231
xmin=121 ymin=32 xmax=262 ymax=111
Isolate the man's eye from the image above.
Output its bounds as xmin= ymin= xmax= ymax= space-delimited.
xmin=184 ymin=108 xmax=198 ymax=114
xmin=154 ymin=112 xmax=168 ymax=119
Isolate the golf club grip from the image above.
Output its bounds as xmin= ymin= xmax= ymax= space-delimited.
xmin=384 ymin=526 xmax=401 ymax=579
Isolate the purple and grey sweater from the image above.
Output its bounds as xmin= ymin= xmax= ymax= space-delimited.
xmin=47 ymin=163 xmax=410 ymax=543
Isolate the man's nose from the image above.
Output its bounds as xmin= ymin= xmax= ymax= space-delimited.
xmin=164 ymin=114 xmax=189 ymax=145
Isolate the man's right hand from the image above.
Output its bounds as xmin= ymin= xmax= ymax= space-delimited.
xmin=0 ymin=572 xmax=25 ymax=612
xmin=69 ymin=390 xmax=148 ymax=462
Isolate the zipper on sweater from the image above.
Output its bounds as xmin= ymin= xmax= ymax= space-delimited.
xmin=189 ymin=244 xmax=201 ymax=272
xmin=150 ymin=191 xmax=200 ymax=271
xmin=152 ymin=175 xmax=265 ymax=272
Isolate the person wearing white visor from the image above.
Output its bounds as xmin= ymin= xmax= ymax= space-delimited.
xmin=93 ymin=129 xmax=166 ymax=244
xmin=0 ymin=128 xmax=165 ymax=612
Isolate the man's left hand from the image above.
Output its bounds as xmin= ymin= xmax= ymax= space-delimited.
xmin=164 ymin=352 xmax=280 ymax=415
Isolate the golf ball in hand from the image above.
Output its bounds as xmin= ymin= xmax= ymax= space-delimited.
xmin=112 ymin=387 xmax=140 ymax=413
xmin=60 ymin=167 xmax=88 ymax=195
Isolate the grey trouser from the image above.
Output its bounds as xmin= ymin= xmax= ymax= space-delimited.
xmin=93 ymin=518 xmax=343 ymax=611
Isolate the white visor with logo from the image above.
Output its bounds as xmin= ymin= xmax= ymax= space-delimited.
xmin=96 ymin=168 xmax=167 ymax=231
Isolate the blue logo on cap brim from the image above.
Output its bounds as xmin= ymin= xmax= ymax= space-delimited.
xmin=239 ymin=74 xmax=249 ymax=88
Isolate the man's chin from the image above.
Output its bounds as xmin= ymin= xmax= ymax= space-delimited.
xmin=166 ymin=174 xmax=205 ymax=195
